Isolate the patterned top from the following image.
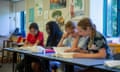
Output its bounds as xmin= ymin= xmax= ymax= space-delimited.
xmin=85 ymin=31 xmax=113 ymax=59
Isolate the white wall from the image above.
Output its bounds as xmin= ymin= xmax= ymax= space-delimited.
xmin=0 ymin=0 xmax=25 ymax=36
xmin=0 ymin=1 xmax=10 ymax=36
xmin=14 ymin=0 xmax=25 ymax=12
xmin=13 ymin=0 xmax=25 ymax=32
xmin=9 ymin=2 xmax=16 ymax=34
xmin=90 ymin=0 xmax=103 ymax=33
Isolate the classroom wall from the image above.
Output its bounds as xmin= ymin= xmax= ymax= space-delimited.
xmin=0 ymin=0 xmax=104 ymax=38
xmin=25 ymin=0 xmax=90 ymax=43
xmin=0 ymin=1 xmax=10 ymax=36
xmin=12 ymin=0 xmax=25 ymax=31
xmin=13 ymin=0 xmax=25 ymax=12
xmin=9 ymin=2 xmax=16 ymax=34
xmin=0 ymin=0 xmax=25 ymax=36
xmin=90 ymin=0 xmax=103 ymax=33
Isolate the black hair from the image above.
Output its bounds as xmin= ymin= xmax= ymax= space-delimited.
xmin=46 ymin=21 xmax=63 ymax=46
xmin=29 ymin=22 xmax=39 ymax=37
xmin=46 ymin=21 xmax=61 ymax=35
xmin=29 ymin=22 xmax=39 ymax=31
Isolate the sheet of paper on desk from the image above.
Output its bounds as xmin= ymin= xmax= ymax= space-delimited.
xmin=53 ymin=47 xmax=76 ymax=58
xmin=18 ymin=46 xmax=45 ymax=53
xmin=53 ymin=47 xmax=70 ymax=53
xmin=104 ymin=60 xmax=120 ymax=68
xmin=56 ymin=52 xmax=75 ymax=58
xmin=17 ymin=43 xmax=24 ymax=45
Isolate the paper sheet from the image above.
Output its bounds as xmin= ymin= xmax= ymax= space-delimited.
xmin=53 ymin=47 xmax=70 ymax=53
xmin=53 ymin=47 xmax=76 ymax=58
xmin=104 ymin=60 xmax=120 ymax=67
xmin=18 ymin=46 xmax=45 ymax=53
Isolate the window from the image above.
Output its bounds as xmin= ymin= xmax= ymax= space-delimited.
xmin=104 ymin=0 xmax=118 ymax=37
xmin=15 ymin=11 xmax=26 ymax=37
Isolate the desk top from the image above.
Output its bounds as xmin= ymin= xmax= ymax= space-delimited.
xmin=5 ymin=48 xmax=120 ymax=71
xmin=94 ymin=65 xmax=120 ymax=72
xmin=4 ymin=48 xmax=106 ymax=67
xmin=35 ymin=54 xmax=105 ymax=67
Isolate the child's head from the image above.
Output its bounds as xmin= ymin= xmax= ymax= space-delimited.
xmin=65 ymin=21 xmax=77 ymax=37
xmin=77 ymin=18 xmax=96 ymax=37
xmin=77 ymin=18 xmax=96 ymax=48
xmin=29 ymin=23 xmax=39 ymax=36
xmin=46 ymin=21 xmax=61 ymax=35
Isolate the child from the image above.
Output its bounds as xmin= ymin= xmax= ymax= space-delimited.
xmin=58 ymin=21 xmax=87 ymax=52
xmin=16 ymin=23 xmax=44 ymax=72
xmin=70 ymin=18 xmax=113 ymax=59
xmin=45 ymin=21 xmax=63 ymax=72
xmin=46 ymin=21 xmax=63 ymax=47
xmin=25 ymin=23 xmax=44 ymax=47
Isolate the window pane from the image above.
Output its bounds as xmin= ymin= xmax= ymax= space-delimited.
xmin=106 ymin=0 xmax=117 ymax=37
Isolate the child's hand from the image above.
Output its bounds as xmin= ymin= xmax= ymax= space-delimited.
xmin=64 ymin=48 xmax=75 ymax=52
xmin=23 ymin=44 xmax=28 ymax=47
xmin=89 ymin=44 xmax=97 ymax=50
xmin=62 ymin=33 xmax=69 ymax=39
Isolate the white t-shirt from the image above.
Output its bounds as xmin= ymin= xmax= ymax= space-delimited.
xmin=78 ymin=37 xmax=88 ymax=49
xmin=63 ymin=36 xmax=73 ymax=47
xmin=63 ymin=36 xmax=88 ymax=48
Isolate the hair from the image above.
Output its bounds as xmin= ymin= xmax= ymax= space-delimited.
xmin=29 ymin=22 xmax=39 ymax=37
xmin=46 ymin=21 xmax=63 ymax=46
xmin=46 ymin=21 xmax=62 ymax=35
xmin=29 ymin=22 xmax=39 ymax=31
xmin=77 ymin=18 xmax=96 ymax=48
xmin=65 ymin=21 xmax=76 ymax=29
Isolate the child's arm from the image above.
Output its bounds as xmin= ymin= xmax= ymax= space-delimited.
xmin=64 ymin=36 xmax=80 ymax=52
xmin=73 ymin=48 xmax=106 ymax=58
xmin=33 ymin=40 xmax=40 ymax=46
xmin=57 ymin=33 xmax=69 ymax=47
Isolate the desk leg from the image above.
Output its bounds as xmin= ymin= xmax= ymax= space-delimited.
xmin=12 ymin=52 xmax=17 ymax=72
xmin=24 ymin=55 xmax=28 ymax=72
xmin=0 ymin=64 xmax=2 ymax=68
xmin=24 ymin=55 xmax=32 ymax=72
xmin=12 ymin=52 xmax=16 ymax=72
xmin=65 ymin=64 xmax=74 ymax=72
xmin=45 ymin=60 xmax=51 ymax=72
xmin=12 ymin=53 xmax=14 ymax=72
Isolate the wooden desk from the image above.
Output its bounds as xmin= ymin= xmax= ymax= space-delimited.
xmin=109 ymin=43 xmax=120 ymax=54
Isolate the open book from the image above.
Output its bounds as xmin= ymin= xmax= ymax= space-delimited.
xmin=104 ymin=60 xmax=120 ymax=69
xmin=53 ymin=47 xmax=76 ymax=58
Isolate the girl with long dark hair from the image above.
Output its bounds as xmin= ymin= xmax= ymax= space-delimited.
xmin=46 ymin=21 xmax=63 ymax=47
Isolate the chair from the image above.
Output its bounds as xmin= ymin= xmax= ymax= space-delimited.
xmin=113 ymin=53 xmax=120 ymax=60
xmin=1 ymin=40 xmax=14 ymax=63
